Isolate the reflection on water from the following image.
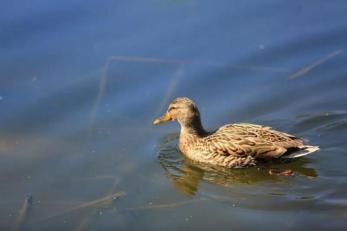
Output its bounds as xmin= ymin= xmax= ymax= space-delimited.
xmin=157 ymin=133 xmax=317 ymax=195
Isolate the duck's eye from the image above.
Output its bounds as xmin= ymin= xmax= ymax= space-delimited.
xmin=168 ymin=106 xmax=177 ymax=111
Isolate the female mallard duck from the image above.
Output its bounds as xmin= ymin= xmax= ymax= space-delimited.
xmin=153 ymin=97 xmax=319 ymax=168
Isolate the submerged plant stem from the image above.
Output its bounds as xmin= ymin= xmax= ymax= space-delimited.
xmin=288 ymin=50 xmax=343 ymax=79
xmin=13 ymin=194 xmax=32 ymax=231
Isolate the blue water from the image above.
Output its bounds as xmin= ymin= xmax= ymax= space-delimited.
xmin=1 ymin=0 xmax=347 ymax=230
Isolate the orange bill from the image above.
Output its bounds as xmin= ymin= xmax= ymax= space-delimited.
xmin=153 ymin=112 xmax=172 ymax=125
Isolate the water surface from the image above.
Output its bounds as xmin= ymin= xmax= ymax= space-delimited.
xmin=1 ymin=0 xmax=347 ymax=230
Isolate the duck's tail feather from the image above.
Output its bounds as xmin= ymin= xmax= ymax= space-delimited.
xmin=282 ymin=145 xmax=320 ymax=159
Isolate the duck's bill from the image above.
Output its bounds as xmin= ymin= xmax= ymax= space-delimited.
xmin=153 ymin=113 xmax=171 ymax=125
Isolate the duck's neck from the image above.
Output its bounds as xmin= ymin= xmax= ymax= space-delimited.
xmin=179 ymin=116 xmax=207 ymax=138
xmin=178 ymin=116 xmax=207 ymax=155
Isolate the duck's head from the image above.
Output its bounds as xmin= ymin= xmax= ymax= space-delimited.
xmin=153 ymin=97 xmax=201 ymax=127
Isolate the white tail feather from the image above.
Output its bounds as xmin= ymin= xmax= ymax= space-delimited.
xmin=282 ymin=145 xmax=320 ymax=159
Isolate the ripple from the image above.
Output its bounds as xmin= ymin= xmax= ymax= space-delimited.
xmin=292 ymin=111 xmax=347 ymax=133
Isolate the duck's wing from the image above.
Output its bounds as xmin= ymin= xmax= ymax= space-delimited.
xmin=204 ymin=123 xmax=304 ymax=158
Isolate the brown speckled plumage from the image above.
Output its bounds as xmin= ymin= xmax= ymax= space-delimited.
xmin=153 ymin=97 xmax=319 ymax=168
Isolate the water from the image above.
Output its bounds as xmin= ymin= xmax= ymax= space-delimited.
xmin=1 ymin=0 xmax=347 ymax=230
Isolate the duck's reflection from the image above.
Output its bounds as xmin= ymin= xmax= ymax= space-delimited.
xmin=157 ymin=133 xmax=317 ymax=196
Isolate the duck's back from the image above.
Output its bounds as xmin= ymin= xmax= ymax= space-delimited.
xmin=180 ymin=123 xmax=310 ymax=168
xmin=217 ymin=123 xmax=303 ymax=148
xmin=202 ymin=123 xmax=305 ymax=158
xmin=180 ymin=122 xmax=320 ymax=167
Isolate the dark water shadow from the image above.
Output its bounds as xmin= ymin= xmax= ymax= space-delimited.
xmin=156 ymin=133 xmax=317 ymax=196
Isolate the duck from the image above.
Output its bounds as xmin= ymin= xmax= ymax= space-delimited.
xmin=153 ymin=97 xmax=319 ymax=168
